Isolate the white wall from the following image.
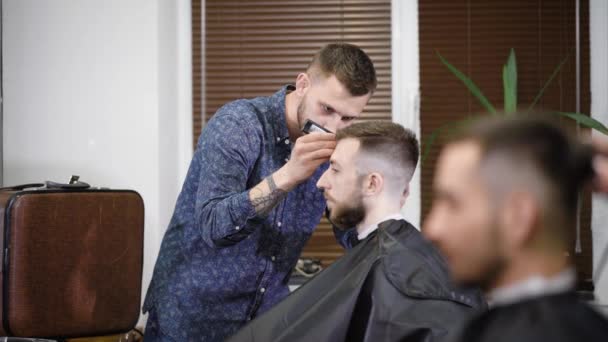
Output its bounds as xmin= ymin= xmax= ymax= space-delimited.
xmin=2 ymin=0 xmax=192 ymax=328
xmin=591 ymin=0 xmax=608 ymax=304
xmin=392 ymin=0 xmax=421 ymax=227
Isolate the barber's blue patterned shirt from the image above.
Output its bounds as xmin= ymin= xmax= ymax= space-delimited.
xmin=143 ymin=86 xmax=327 ymax=341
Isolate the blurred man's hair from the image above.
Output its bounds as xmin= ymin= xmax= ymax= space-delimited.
xmin=336 ymin=120 xmax=419 ymax=192
xmin=307 ymin=43 xmax=377 ymax=96
xmin=452 ymin=116 xmax=594 ymax=240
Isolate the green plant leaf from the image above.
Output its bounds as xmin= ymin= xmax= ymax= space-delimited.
xmin=437 ymin=51 xmax=497 ymax=115
xmin=421 ymin=128 xmax=442 ymax=165
xmin=503 ymin=48 xmax=517 ymax=114
xmin=527 ymin=55 xmax=570 ymax=113
xmin=552 ymin=112 xmax=608 ymax=136
xmin=421 ymin=116 xmax=478 ymax=164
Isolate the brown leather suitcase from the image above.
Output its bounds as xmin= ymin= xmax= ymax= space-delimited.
xmin=0 ymin=180 xmax=144 ymax=339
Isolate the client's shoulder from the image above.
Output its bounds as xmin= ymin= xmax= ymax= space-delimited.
xmin=378 ymin=219 xmax=487 ymax=309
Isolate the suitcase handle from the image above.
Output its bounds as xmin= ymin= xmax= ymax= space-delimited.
xmin=0 ymin=176 xmax=91 ymax=191
xmin=0 ymin=182 xmax=90 ymax=191
xmin=44 ymin=180 xmax=90 ymax=189
xmin=0 ymin=183 xmax=45 ymax=191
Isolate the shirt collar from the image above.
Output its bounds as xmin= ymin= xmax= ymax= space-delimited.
xmin=269 ymin=85 xmax=293 ymax=145
xmin=357 ymin=213 xmax=405 ymax=240
xmin=488 ymin=268 xmax=576 ymax=307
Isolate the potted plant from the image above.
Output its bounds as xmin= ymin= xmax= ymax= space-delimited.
xmin=422 ymin=49 xmax=608 ymax=162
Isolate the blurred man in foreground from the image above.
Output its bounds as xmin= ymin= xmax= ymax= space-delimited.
xmin=425 ymin=117 xmax=608 ymax=342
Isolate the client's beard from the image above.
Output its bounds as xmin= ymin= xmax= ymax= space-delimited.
xmin=327 ymin=198 xmax=366 ymax=230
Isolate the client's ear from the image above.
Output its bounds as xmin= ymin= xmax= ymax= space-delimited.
xmin=364 ymin=172 xmax=384 ymax=196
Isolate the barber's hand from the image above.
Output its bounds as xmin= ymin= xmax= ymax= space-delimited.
xmin=592 ymin=137 xmax=608 ymax=193
xmin=274 ymin=132 xmax=336 ymax=190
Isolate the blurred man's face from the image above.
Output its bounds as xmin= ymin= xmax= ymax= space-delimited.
xmin=297 ymin=74 xmax=371 ymax=135
xmin=316 ymin=138 xmax=366 ymax=229
xmin=423 ymin=142 xmax=507 ymax=290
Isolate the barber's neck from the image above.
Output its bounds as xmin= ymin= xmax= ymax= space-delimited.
xmin=356 ymin=194 xmax=402 ymax=234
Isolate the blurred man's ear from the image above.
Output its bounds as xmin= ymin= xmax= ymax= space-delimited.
xmin=501 ymin=191 xmax=540 ymax=252
xmin=400 ymin=186 xmax=410 ymax=207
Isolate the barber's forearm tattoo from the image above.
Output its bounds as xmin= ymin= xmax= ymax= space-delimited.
xmin=250 ymin=175 xmax=287 ymax=216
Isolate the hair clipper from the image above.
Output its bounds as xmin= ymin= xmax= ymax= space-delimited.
xmin=301 ymin=119 xmax=332 ymax=134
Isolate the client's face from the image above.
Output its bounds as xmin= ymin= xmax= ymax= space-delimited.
xmin=423 ymin=142 xmax=507 ymax=290
xmin=317 ymin=138 xmax=366 ymax=229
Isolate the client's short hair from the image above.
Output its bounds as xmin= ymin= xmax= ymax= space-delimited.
xmin=336 ymin=121 xmax=419 ymax=192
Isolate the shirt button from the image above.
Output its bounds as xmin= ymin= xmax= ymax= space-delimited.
xmin=260 ymin=287 xmax=266 ymax=293
xmin=235 ymin=226 xmax=240 ymax=231
xmin=277 ymin=221 xmax=282 ymax=227
xmin=284 ymin=158 xmax=289 ymax=162
xmin=276 ymin=137 xmax=281 ymax=142
xmin=284 ymin=140 xmax=290 ymax=145
xmin=271 ymin=256 xmax=276 ymax=261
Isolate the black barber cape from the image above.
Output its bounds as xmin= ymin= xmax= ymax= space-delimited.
xmin=228 ymin=219 xmax=487 ymax=342
xmin=454 ymin=292 xmax=608 ymax=342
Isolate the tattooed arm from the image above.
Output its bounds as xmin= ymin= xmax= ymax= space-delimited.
xmin=248 ymin=132 xmax=337 ymax=216
xmin=197 ymin=113 xmax=335 ymax=248
xmin=249 ymin=175 xmax=288 ymax=216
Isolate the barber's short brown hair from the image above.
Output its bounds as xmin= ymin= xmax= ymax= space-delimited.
xmin=336 ymin=120 xmax=419 ymax=181
xmin=308 ymin=43 xmax=377 ymax=96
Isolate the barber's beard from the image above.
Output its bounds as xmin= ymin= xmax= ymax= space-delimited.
xmin=328 ymin=196 xmax=366 ymax=230
xmin=296 ymin=96 xmax=307 ymax=129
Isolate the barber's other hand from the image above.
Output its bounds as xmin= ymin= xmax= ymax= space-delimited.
xmin=275 ymin=132 xmax=336 ymax=190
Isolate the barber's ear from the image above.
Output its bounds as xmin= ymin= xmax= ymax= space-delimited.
xmin=364 ymin=172 xmax=384 ymax=196
xmin=502 ymin=191 xmax=540 ymax=249
xmin=295 ymin=73 xmax=311 ymax=96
